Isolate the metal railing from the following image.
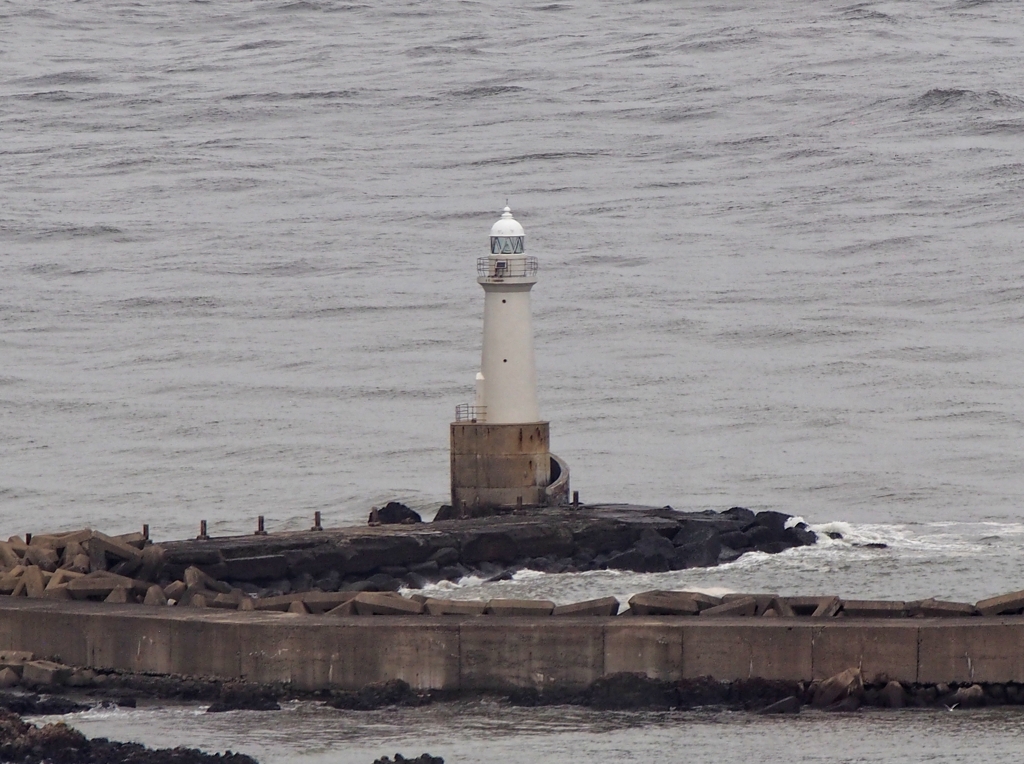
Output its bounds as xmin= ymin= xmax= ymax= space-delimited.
xmin=477 ymin=256 xmax=538 ymax=279
xmin=455 ymin=404 xmax=487 ymax=423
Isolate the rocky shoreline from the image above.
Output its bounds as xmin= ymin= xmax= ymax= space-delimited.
xmin=4 ymin=669 xmax=1024 ymax=720
xmin=0 ymin=708 xmax=257 ymax=764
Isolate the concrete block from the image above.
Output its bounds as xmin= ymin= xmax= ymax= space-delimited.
xmin=138 ymin=545 xmax=167 ymax=581
xmin=552 ymin=597 xmax=620 ymax=617
xmin=67 ymin=571 xmax=147 ymax=599
xmin=0 ymin=566 xmax=24 ymax=595
xmin=177 ymin=583 xmax=207 ymax=607
xmin=104 ymin=587 xmax=130 ymax=604
xmin=604 ymin=621 xmax=683 ymax=680
xmin=976 ymin=590 xmax=1024 ymax=617
xmin=722 ymin=593 xmax=780 ymax=616
xmin=190 ymin=593 xmax=209 ymax=608
xmin=143 ymin=585 xmax=168 ymax=607
xmin=237 ymin=597 xmax=255 ymax=611
xmin=812 ymin=667 xmax=862 ymax=708
xmin=22 ymin=566 xmax=46 ymax=599
xmin=918 ymin=622 xmax=1024 ymax=683
xmin=163 ymin=580 xmax=187 ymax=601
xmin=23 ymin=547 xmax=58 ymax=573
xmin=424 ymin=598 xmax=487 ymax=616
xmin=913 ymin=599 xmax=978 ymax=617
xmin=46 ymin=569 xmax=84 ymax=589
xmin=879 ymin=680 xmax=906 ymax=708
xmin=22 ymin=659 xmax=72 ymax=687
xmin=683 ymin=622 xmax=814 ymax=680
xmin=42 ymin=583 xmax=71 ymax=601
xmin=287 ymin=600 xmax=310 ymax=614
xmin=114 ymin=531 xmax=147 ymax=549
xmin=701 ymin=597 xmax=756 ymax=617
xmin=628 ymin=591 xmax=700 ymax=616
xmin=0 ymin=542 xmax=21 ymax=569
xmin=485 ymin=599 xmax=554 ymax=616
xmin=841 ymin=600 xmax=909 ymax=618
xmin=253 ymin=591 xmax=356 ymax=613
xmin=460 ymin=619 xmax=603 ymax=689
xmin=66 ymin=668 xmax=96 ymax=687
xmin=0 ymin=667 xmax=18 ymax=688
xmin=325 ymin=600 xmax=355 ymax=616
xmin=183 ymin=565 xmax=232 ymax=594
xmin=812 ymin=622 xmax=919 ymax=683
xmin=87 ymin=532 xmax=143 ymax=564
xmin=210 ymin=592 xmax=244 ymax=609
xmin=70 ymin=554 xmax=91 ymax=574
xmin=353 ymin=592 xmax=425 ymax=616
xmin=786 ymin=596 xmax=841 ymax=617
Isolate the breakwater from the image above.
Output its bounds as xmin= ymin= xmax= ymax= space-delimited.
xmin=0 ymin=505 xmax=814 ymax=610
xmin=158 ymin=505 xmax=817 ymax=594
xmin=2 ymin=597 xmax=1024 ymax=692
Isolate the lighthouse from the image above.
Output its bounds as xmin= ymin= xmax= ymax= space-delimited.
xmin=450 ymin=207 xmax=569 ymax=514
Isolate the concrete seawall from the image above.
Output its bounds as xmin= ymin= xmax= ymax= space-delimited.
xmin=3 ymin=599 xmax=1024 ymax=690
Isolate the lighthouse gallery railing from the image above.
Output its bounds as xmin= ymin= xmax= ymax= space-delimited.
xmin=476 ymin=256 xmax=538 ymax=279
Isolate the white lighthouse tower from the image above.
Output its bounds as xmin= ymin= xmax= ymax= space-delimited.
xmin=450 ymin=207 xmax=569 ymax=514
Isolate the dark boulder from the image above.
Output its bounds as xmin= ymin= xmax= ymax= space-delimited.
xmin=671 ymin=522 xmax=720 ymax=548
xmin=328 ymin=679 xmax=430 ymax=711
xmin=605 ymin=529 xmax=675 ymax=573
xmin=432 ymin=504 xmax=457 ymax=522
xmin=719 ymin=529 xmax=752 ymax=550
xmin=377 ymin=502 xmax=422 ymax=525
xmin=586 ymin=673 xmax=678 ymax=710
xmin=366 ymin=573 xmax=402 ymax=592
xmin=721 ymin=506 xmax=756 ymax=526
xmin=206 ymin=684 xmax=281 ymax=713
xmin=785 ymin=523 xmax=817 ymax=546
xmin=0 ymin=709 xmax=258 ymax=764
xmin=373 ymin=755 xmax=444 ymax=764
xmin=674 ymin=538 xmax=721 ymax=568
xmin=428 ymin=547 xmax=459 ymax=566
xmin=0 ymin=692 xmax=89 ymax=716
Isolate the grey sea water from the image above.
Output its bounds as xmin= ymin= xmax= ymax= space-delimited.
xmin=3 ymin=0 xmax=1024 ymax=760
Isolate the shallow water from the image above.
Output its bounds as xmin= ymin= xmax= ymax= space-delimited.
xmin=4 ymin=0 xmax=1024 ymax=759
xmin=38 ymin=701 xmax=1024 ymax=764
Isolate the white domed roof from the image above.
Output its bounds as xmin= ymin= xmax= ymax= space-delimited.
xmin=490 ymin=206 xmax=525 ymax=238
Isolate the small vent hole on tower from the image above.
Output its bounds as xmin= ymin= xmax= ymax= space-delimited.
xmin=502 ymin=299 xmax=506 ymax=303
xmin=503 ymin=359 xmax=507 ymax=363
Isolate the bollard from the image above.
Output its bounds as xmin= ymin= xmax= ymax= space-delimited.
xmin=255 ymin=516 xmax=267 ymax=536
xmin=25 ymin=533 xmax=32 ymax=545
xmin=142 ymin=524 xmax=149 ymax=540
xmin=572 ymin=490 xmax=580 ymax=508
xmin=196 ymin=520 xmax=209 ymax=541
xmin=311 ymin=510 xmax=323 ymax=532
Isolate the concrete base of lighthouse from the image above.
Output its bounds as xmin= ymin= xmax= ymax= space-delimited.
xmin=450 ymin=422 xmax=568 ymax=513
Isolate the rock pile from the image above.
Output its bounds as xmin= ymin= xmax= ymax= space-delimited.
xmin=157 ymin=505 xmax=818 ymax=597
xmin=0 ymin=506 xmax=821 ymax=610
xmin=0 ymin=529 xmax=168 ymax=603
xmin=0 ymin=708 xmax=257 ymax=764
